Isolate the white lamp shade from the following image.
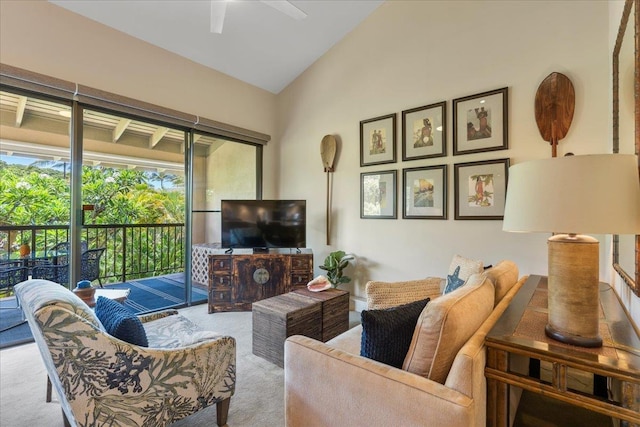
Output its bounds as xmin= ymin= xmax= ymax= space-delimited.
xmin=502 ymin=154 xmax=640 ymax=235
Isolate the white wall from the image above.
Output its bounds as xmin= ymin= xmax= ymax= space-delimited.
xmin=0 ymin=0 xmax=279 ymax=198
xmin=276 ymin=1 xmax=620 ymax=310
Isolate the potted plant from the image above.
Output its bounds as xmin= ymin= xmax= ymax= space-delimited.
xmin=318 ymin=250 xmax=355 ymax=288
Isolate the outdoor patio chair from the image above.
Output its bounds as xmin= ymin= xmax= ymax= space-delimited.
xmin=80 ymin=248 xmax=105 ymax=287
xmin=32 ymin=263 xmax=70 ymax=287
xmin=48 ymin=240 xmax=88 ymax=256
xmin=0 ymin=261 xmax=28 ymax=307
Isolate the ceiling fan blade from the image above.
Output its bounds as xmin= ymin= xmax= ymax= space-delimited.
xmin=210 ymin=0 xmax=227 ymax=34
xmin=260 ymin=1 xmax=307 ymax=21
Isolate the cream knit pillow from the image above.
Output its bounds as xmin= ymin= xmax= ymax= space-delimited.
xmin=366 ymin=278 xmax=442 ymax=310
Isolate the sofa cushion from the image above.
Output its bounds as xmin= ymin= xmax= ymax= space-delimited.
xmin=360 ymin=298 xmax=430 ymax=368
xmin=144 ymin=313 xmax=224 ymax=348
xmin=448 ymin=254 xmax=484 ymax=281
xmin=483 ymin=260 xmax=519 ymax=305
xmin=95 ymin=296 xmax=148 ymax=347
xmin=366 ymin=278 xmax=441 ymax=310
xmin=402 ymin=274 xmax=494 ymax=384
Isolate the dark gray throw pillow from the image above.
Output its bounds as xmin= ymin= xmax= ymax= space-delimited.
xmin=360 ymin=298 xmax=430 ymax=368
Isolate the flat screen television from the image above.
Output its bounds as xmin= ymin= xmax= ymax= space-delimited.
xmin=221 ymin=200 xmax=306 ymax=249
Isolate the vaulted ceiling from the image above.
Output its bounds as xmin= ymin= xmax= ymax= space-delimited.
xmin=49 ymin=0 xmax=384 ymax=94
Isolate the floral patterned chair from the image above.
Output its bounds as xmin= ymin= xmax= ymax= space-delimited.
xmin=15 ymin=279 xmax=236 ymax=427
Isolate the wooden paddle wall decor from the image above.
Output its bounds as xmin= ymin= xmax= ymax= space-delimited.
xmin=320 ymin=135 xmax=337 ymax=245
xmin=534 ymin=72 xmax=575 ymax=157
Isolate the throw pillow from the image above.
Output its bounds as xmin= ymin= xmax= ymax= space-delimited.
xmin=443 ymin=265 xmax=465 ymax=294
xmin=448 ymin=254 xmax=483 ymax=281
xmin=360 ymin=298 xmax=430 ymax=368
xmin=366 ymin=278 xmax=442 ymax=310
xmin=95 ymin=296 xmax=148 ymax=347
xmin=402 ymin=274 xmax=494 ymax=384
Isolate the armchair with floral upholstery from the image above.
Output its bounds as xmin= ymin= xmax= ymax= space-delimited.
xmin=15 ymin=279 xmax=236 ymax=427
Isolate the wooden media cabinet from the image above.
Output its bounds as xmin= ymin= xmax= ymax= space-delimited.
xmin=207 ymin=248 xmax=313 ymax=313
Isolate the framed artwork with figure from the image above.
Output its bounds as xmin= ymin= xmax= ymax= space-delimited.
xmin=361 ymin=170 xmax=397 ymax=219
xmin=454 ymin=158 xmax=509 ymax=220
xmin=453 ymin=87 xmax=508 ymax=155
xmin=402 ymin=101 xmax=446 ymax=161
xmin=360 ymin=113 xmax=396 ymax=166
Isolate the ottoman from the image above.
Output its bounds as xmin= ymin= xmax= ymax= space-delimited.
xmin=252 ymin=292 xmax=321 ymax=367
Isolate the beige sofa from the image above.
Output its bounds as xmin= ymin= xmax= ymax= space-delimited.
xmin=284 ymin=260 xmax=526 ymax=427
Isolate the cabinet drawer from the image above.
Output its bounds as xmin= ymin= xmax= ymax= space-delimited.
xmin=291 ymin=255 xmax=311 ymax=271
xmin=291 ymin=273 xmax=312 ymax=287
xmin=211 ymin=274 xmax=232 ymax=287
xmin=211 ymin=256 xmax=232 ymax=271
xmin=210 ymin=289 xmax=232 ymax=302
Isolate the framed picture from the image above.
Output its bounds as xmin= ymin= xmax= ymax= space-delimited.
xmin=361 ymin=170 xmax=397 ymax=219
xmin=402 ymin=101 xmax=446 ymax=161
xmin=402 ymin=165 xmax=447 ymax=219
xmin=453 ymin=87 xmax=508 ymax=155
xmin=360 ymin=113 xmax=397 ymax=166
xmin=454 ymin=158 xmax=509 ymax=220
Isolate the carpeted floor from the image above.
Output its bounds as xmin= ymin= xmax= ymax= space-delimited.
xmin=1 ymin=306 xmax=362 ymax=426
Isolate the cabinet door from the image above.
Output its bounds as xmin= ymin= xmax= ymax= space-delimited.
xmin=235 ymin=256 xmax=287 ymax=303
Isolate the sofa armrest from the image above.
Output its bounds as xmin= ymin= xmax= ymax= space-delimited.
xmin=285 ymin=335 xmax=475 ymax=427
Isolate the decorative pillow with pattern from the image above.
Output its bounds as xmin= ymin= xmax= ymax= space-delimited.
xmin=95 ymin=296 xmax=148 ymax=347
xmin=444 ymin=265 xmax=465 ymax=294
xmin=360 ymin=298 xmax=430 ymax=368
xmin=448 ymin=254 xmax=483 ymax=282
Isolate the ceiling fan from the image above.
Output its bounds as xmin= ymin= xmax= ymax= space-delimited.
xmin=210 ymin=0 xmax=307 ymax=34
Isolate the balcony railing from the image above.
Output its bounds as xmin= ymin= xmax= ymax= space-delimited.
xmin=0 ymin=223 xmax=185 ymax=285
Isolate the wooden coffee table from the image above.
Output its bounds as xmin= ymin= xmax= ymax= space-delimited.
xmin=251 ymin=288 xmax=349 ymax=367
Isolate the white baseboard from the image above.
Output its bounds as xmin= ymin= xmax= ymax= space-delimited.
xmin=351 ymin=296 xmax=366 ymax=313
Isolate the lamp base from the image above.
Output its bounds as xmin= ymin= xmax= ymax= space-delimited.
xmin=546 ymin=234 xmax=602 ymax=348
xmin=544 ymin=323 xmax=602 ymax=348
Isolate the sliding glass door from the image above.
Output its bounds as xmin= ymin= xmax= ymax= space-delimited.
xmin=189 ymin=132 xmax=260 ymax=299
xmin=0 ymin=89 xmax=71 ymax=266
xmin=2 ymin=66 xmax=268 ymax=314
xmin=81 ymin=107 xmax=188 ymax=311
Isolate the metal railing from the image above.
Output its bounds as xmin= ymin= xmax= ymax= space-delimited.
xmin=0 ymin=223 xmax=185 ymax=285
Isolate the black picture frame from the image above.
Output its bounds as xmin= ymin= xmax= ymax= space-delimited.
xmin=454 ymin=158 xmax=509 ymax=220
xmin=401 ymin=101 xmax=446 ymax=161
xmin=402 ymin=165 xmax=447 ymax=219
xmin=360 ymin=170 xmax=397 ymax=219
xmin=453 ymin=87 xmax=508 ymax=155
xmin=360 ymin=113 xmax=397 ymax=166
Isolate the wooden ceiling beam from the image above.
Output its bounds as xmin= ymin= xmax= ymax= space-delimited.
xmin=150 ymin=127 xmax=169 ymax=148
xmin=15 ymin=96 xmax=27 ymax=127
xmin=113 ymin=118 xmax=132 ymax=142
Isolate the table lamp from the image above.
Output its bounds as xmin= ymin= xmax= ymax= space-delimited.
xmin=503 ymin=154 xmax=640 ymax=347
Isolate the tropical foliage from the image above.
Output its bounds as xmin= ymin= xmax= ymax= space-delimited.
xmin=0 ymin=160 xmax=185 ymax=226
xmin=0 ymin=160 xmax=186 ymax=282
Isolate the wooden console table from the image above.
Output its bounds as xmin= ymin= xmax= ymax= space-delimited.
xmin=485 ymin=275 xmax=640 ymax=427
xmin=208 ymin=248 xmax=313 ymax=313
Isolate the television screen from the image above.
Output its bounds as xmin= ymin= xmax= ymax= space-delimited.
xmin=221 ymin=200 xmax=306 ymax=249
